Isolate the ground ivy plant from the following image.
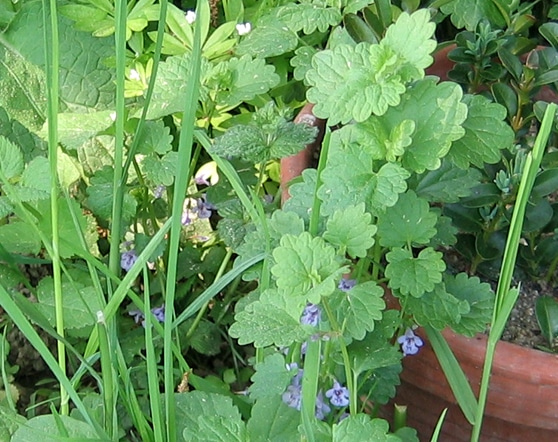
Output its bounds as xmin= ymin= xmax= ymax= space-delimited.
xmin=206 ymin=8 xmax=514 ymax=439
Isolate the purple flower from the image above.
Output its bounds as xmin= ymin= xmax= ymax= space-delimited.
xmin=194 ymin=161 xmax=218 ymax=186
xmin=153 ymin=184 xmax=166 ymax=199
xmin=282 ymin=384 xmax=302 ymax=410
xmin=397 ymin=328 xmax=424 ymax=356
xmin=195 ymin=195 xmax=214 ymax=219
xmin=128 ymin=304 xmax=165 ymax=328
xmin=325 ymin=380 xmax=350 ymax=407
xmin=338 ymin=278 xmax=357 ymax=292
xmin=315 ymin=391 xmax=331 ymax=420
xmin=300 ymin=303 xmax=320 ymax=327
xmin=121 ymin=250 xmax=138 ymax=272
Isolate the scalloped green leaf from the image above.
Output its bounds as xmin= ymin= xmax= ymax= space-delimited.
xmin=249 ymin=353 xmax=292 ymax=400
xmin=136 ymin=120 xmax=173 ymax=155
xmin=382 ymin=9 xmax=436 ymax=81
xmin=329 ymin=281 xmax=385 ymax=340
xmin=247 ymin=395 xmax=300 ymax=442
xmin=275 ymin=2 xmax=342 ymax=34
xmin=444 ymin=273 xmax=494 ymax=336
xmin=446 ymin=94 xmax=514 ymax=169
xmin=214 ymin=55 xmax=280 ymax=108
xmin=385 ymin=247 xmax=446 ymax=297
xmin=235 ymin=24 xmax=298 ymax=58
xmin=141 ymin=151 xmax=178 ymax=186
xmin=440 ymin=0 xmax=514 ymax=31
xmin=323 ymin=203 xmax=377 ymax=258
xmin=229 ymin=301 xmax=310 ymax=347
xmin=377 ymin=191 xmax=438 ymax=248
xmin=10 ymin=415 xmax=97 ymax=441
xmin=306 ymin=43 xmax=406 ymax=124
xmin=0 ymin=136 xmax=23 ymax=180
xmin=36 ymin=278 xmax=103 ymax=332
xmin=333 ymin=415 xmax=400 ymax=441
xmin=271 ymin=232 xmax=347 ymax=303
xmin=405 ymin=283 xmax=470 ymax=330
xmin=319 ymin=127 xmax=410 ymax=216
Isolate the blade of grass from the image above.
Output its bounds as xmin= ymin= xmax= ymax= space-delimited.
xmin=425 ymin=325 xmax=477 ymax=424
xmin=0 ymin=284 xmax=108 ymax=438
xmin=163 ymin=1 xmax=207 ymax=438
xmin=471 ymin=103 xmax=557 ymax=441
xmin=143 ymin=267 xmax=165 ymax=442
xmin=41 ymin=0 xmax=66 ymax=415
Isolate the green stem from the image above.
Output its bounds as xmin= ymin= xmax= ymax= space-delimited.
xmin=42 ymin=0 xmax=67 ymax=415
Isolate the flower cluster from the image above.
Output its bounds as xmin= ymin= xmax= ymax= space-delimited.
xmin=129 ymin=304 xmax=165 ymax=328
xmin=281 ymin=364 xmax=332 ymax=419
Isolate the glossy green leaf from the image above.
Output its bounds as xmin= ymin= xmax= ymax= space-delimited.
xmin=344 ymin=13 xmax=378 ymax=44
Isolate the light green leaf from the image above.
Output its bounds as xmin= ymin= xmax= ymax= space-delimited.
xmin=329 ymin=281 xmax=385 ymax=340
xmin=86 ymin=165 xmax=137 ymax=222
xmin=235 ymin=24 xmax=298 ymax=58
xmin=0 ymin=47 xmax=46 ymax=132
xmin=271 ymin=232 xmax=347 ymax=303
xmin=146 ymin=53 xmax=210 ymax=119
xmin=4 ymin=1 xmax=116 ymax=112
xmin=323 ymin=203 xmax=377 ymax=258
xmin=192 ymin=416 xmax=247 ymax=442
xmin=0 ymin=136 xmax=23 ymax=180
xmin=377 ymin=191 xmax=438 ymax=247
xmin=275 ymin=2 xmax=342 ymax=34
xmin=249 ymin=353 xmax=292 ymax=399
xmin=214 ymin=55 xmax=280 ymax=107
xmin=397 ymin=79 xmax=467 ymax=172
xmin=10 ymin=415 xmax=98 ymax=441
xmin=0 ymin=107 xmax=46 ymax=162
xmin=385 ymin=247 xmax=446 ymax=297
xmin=141 ymin=151 xmax=178 ymax=186
xmin=282 ymin=168 xmax=318 ymax=223
xmin=16 ymin=156 xmax=51 ymax=200
xmin=306 ymin=43 xmax=406 ymax=124
xmin=0 ymin=221 xmax=41 ymax=255
xmin=291 ymin=46 xmax=318 ymax=82
xmin=43 ymin=111 xmax=114 ymax=151
xmin=440 ymin=0 xmax=514 ymax=31
xmin=36 ymin=278 xmax=103 ymax=332
xmin=319 ymin=129 xmax=410 ymax=216
xmin=247 ymin=395 xmax=300 ymax=442
xmin=333 ymin=415 xmax=400 ymax=442
xmin=229 ymin=301 xmax=310 ymax=347
xmin=136 ymin=120 xmax=173 ymax=155
xmin=77 ymin=135 xmax=114 ymax=176
xmin=382 ymin=9 xmax=436 ymax=81
xmin=447 ymin=94 xmax=514 ymax=169
xmin=176 ymin=392 xmax=244 ymax=442
xmin=444 ymin=273 xmax=494 ymax=336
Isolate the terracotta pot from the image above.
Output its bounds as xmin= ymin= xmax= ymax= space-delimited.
xmin=383 ymin=326 xmax=558 ymax=442
xmin=282 ymin=47 xmax=558 ymax=441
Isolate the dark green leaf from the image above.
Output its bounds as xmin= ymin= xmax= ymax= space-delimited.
xmin=344 ymin=13 xmax=378 ymax=44
xmin=536 ymin=296 xmax=558 ymax=346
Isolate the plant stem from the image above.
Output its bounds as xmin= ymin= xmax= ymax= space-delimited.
xmin=42 ymin=0 xmax=67 ymax=415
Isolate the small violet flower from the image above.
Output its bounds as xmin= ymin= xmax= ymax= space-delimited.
xmin=315 ymin=391 xmax=331 ymax=420
xmin=338 ymin=278 xmax=357 ymax=292
xmin=236 ymin=22 xmax=251 ymax=35
xmin=128 ymin=304 xmax=166 ymax=328
xmin=153 ymin=184 xmax=166 ymax=199
xmin=397 ymin=327 xmax=424 ymax=356
xmin=196 ymin=195 xmax=214 ymax=219
xmin=185 ymin=10 xmax=196 ymax=24
xmin=300 ymin=303 xmax=320 ymax=327
xmin=120 ymin=249 xmax=138 ymax=272
xmin=325 ymin=380 xmax=350 ymax=407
